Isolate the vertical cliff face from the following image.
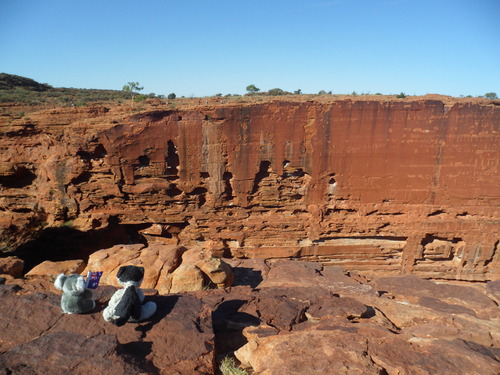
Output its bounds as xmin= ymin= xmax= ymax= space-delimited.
xmin=1 ymin=99 xmax=499 ymax=280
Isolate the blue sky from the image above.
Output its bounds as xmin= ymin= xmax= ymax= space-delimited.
xmin=1 ymin=0 xmax=499 ymax=97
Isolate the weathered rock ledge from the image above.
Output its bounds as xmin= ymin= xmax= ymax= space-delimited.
xmin=0 ymin=259 xmax=499 ymax=374
xmin=1 ymin=98 xmax=498 ymax=281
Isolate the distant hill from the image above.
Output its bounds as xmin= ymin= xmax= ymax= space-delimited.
xmin=0 ymin=73 xmax=151 ymax=105
xmin=0 ymin=73 xmax=52 ymax=91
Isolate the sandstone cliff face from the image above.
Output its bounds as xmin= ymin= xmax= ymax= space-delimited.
xmin=1 ymin=99 xmax=499 ymax=280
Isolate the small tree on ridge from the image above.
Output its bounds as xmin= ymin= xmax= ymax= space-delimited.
xmin=246 ymin=84 xmax=260 ymax=94
xmin=122 ymin=82 xmax=144 ymax=105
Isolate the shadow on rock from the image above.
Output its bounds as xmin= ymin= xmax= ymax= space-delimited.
xmin=231 ymin=267 xmax=263 ymax=288
xmin=212 ymin=299 xmax=261 ymax=359
xmin=118 ymin=340 xmax=160 ymax=374
xmin=12 ymin=223 xmax=148 ymax=274
xmin=138 ymin=294 xmax=180 ymax=334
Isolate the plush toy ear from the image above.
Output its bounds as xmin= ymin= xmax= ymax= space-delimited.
xmin=54 ymin=274 xmax=66 ymax=290
xmin=137 ymin=266 xmax=144 ymax=277
xmin=116 ymin=266 xmax=126 ymax=279
xmin=74 ymin=275 xmax=86 ymax=293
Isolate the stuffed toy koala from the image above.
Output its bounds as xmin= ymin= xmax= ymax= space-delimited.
xmin=54 ymin=273 xmax=96 ymax=314
xmin=103 ymin=265 xmax=157 ymax=326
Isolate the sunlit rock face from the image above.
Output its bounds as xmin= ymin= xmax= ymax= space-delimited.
xmin=1 ymin=99 xmax=499 ymax=281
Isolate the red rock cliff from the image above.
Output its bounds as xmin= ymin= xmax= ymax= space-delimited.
xmin=1 ymin=99 xmax=499 ymax=280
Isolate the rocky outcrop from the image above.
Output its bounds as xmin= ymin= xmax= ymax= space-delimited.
xmin=25 ymin=259 xmax=85 ymax=280
xmin=218 ymin=260 xmax=500 ymax=375
xmin=2 ymin=260 xmax=498 ymax=374
xmin=0 ymin=256 xmax=24 ymax=277
xmin=0 ymin=98 xmax=499 ymax=280
xmin=82 ymin=243 xmax=234 ymax=293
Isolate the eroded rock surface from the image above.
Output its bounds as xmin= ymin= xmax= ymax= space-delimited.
xmin=1 ymin=99 xmax=499 ymax=281
xmin=228 ymin=261 xmax=500 ymax=375
xmin=25 ymin=259 xmax=85 ymax=280
xmin=0 ymin=260 xmax=499 ymax=374
xmin=0 ymin=256 xmax=24 ymax=277
xmin=83 ymin=243 xmax=234 ymax=293
xmin=0 ymin=279 xmax=214 ymax=375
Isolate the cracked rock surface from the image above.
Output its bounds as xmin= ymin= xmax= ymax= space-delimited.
xmin=0 ymin=259 xmax=499 ymax=374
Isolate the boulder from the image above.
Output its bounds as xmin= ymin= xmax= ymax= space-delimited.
xmin=167 ymin=263 xmax=205 ymax=293
xmin=82 ymin=243 xmax=234 ymax=294
xmin=82 ymin=243 xmax=186 ymax=290
xmin=235 ymin=320 xmax=500 ymax=375
xmin=0 ymin=256 xmax=24 ymax=277
xmin=170 ymin=247 xmax=234 ymax=291
xmin=25 ymin=259 xmax=86 ymax=280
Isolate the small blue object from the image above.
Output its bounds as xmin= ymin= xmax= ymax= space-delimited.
xmin=85 ymin=271 xmax=103 ymax=289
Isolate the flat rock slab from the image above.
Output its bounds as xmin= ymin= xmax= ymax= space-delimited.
xmin=373 ymin=275 xmax=499 ymax=319
xmin=0 ymin=281 xmax=215 ymax=375
xmin=146 ymin=293 xmax=215 ymax=374
xmin=486 ymin=280 xmax=500 ymax=302
xmin=0 ymin=332 xmax=142 ymax=375
xmin=236 ymin=322 xmax=500 ymax=375
xmin=259 ymin=260 xmax=375 ymax=295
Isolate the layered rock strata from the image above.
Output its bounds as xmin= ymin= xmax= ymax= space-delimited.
xmin=0 ymin=99 xmax=499 ymax=280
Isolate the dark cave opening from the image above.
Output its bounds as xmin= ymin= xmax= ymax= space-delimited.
xmin=166 ymin=140 xmax=180 ymax=175
xmin=251 ymin=161 xmax=271 ymax=194
xmin=223 ymin=171 xmax=234 ymax=200
xmin=0 ymin=167 xmax=37 ymax=188
xmin=138 ymin=155 xmax=150 ymax=167
xmin=76 ymin=143 xmax=108 ymax=160
xmin=12 ymin=222 xmax=149 ymax=274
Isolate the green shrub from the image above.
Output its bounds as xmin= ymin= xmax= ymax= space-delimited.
xmin=219 ymin=357 xmax=248 ymax=375
xmin=246 ymin=84 xmax=260 ymax=94
xmin=396 ymin=92 xmax=407 ymax=98
xmin=168 ymin=93 xmax=176 ymax=99
xmin=267 ymin=88 xmax=290 ymax=96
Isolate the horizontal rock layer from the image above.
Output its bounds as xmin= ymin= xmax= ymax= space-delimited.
xmin=0 ymin=99 xmax=499 ymax=280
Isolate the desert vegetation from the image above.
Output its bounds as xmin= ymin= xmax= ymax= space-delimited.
xmin=219 ymin=356 xmax=248 ymax=375
xmin=1 ymin=74 xmax=497 ymax=109
xmin=0 ymin=74 xmax=159 ymax=106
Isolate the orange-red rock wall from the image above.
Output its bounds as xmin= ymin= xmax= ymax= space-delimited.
xmin=1 ymin=100 xmax=499 ymax=280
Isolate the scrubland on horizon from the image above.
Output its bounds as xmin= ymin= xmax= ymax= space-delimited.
xmin=1 ymin=73 xmax=498 ymax=108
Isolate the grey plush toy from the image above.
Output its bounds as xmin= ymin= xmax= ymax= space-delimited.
xmin=54 ymin=273 xmax=96 ymax=314
xmin=103 ymin=265 xmax=157 ymax=326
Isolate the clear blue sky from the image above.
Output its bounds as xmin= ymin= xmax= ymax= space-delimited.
xmin=1 ymin=0 xmax=499 ymax=97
